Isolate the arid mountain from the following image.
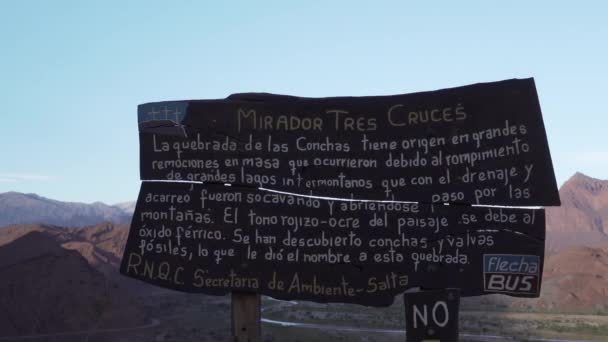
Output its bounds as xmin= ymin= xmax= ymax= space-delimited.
xmin=0 ymin=231 xmax=144 ymax=336
xmin=113 ymin=201 xmax=137 ymax=215
xmin=0 ymin=192 xmax=132 ymax=227
xmin=0 ymin=223 xmax=232 ymax=341
xmin=546 ymin=173 xmax=608 ymax=253
xmin=72 ymin=222 xmax=129 ymax=257
xmin=0 ymin=222 xmax=132 ymax=281
xmin=0 ymin=223 xmax=70 ymax=246
xmin=63 ymin=223 xmax=131 ymax=280
xmin=538 ymin=243 xmax=608 ymax=310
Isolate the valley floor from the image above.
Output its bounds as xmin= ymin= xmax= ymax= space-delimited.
xmin=262 ymin=299 xmax=608 ymax=342
xmin=5 ymin=292 xmax=606 ymax=342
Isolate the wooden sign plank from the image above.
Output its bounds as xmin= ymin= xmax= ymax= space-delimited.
xmin=119 ymin=182 xmax=545 ymax=306
xmin=137 ymin=79 xmax=559 ymax=206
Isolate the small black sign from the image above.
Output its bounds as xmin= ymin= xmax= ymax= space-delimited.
xmin=137 ymin=79 xmax=559 ymax=206
xmin=404 ymin=289 xmax=460 ymax=342
xmin=119 ymin=181 xmax=544 ymax=306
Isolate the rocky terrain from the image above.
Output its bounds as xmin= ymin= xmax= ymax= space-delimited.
xmin=546 ymin=172 xmax=608 ymax=253
xmin=0 ymin=222 xmax=232 ymax=341
xmin=0 ymin=230 xmax=145 ymax=337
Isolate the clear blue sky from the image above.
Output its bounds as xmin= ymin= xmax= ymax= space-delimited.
xmin=1 ymin=1 xmax=606 ymax=204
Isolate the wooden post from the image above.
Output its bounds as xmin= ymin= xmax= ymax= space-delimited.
xmin=231 ymin=292 xmax=261 ymax=342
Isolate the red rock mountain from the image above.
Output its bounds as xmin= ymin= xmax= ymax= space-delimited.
xmin=0 ymin=230 xmax=144 ymax=336
xmin=546 ymin=172 xmax=608 ymax=253
xmin=0 ymin=222 xmax=136 ymax=285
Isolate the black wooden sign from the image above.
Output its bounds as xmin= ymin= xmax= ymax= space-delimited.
xmin=120 ymin=181 xmax=544 ymax=306
xmin=404 ymin=289 xmax=460 ymax=342
xmin=138 ymin=79 xmax=559 ymax=206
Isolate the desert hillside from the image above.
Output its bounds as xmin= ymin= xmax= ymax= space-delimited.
xmin=0 ymin=231 xmax=144 ymax=336
xmin=546 ymin=173 xmax=608 ymax=253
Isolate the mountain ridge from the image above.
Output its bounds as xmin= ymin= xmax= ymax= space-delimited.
xmin=546 ymin=172 xmax=608 ymax=253
xmin=0 ymin=191 xmax=133 ymax=227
